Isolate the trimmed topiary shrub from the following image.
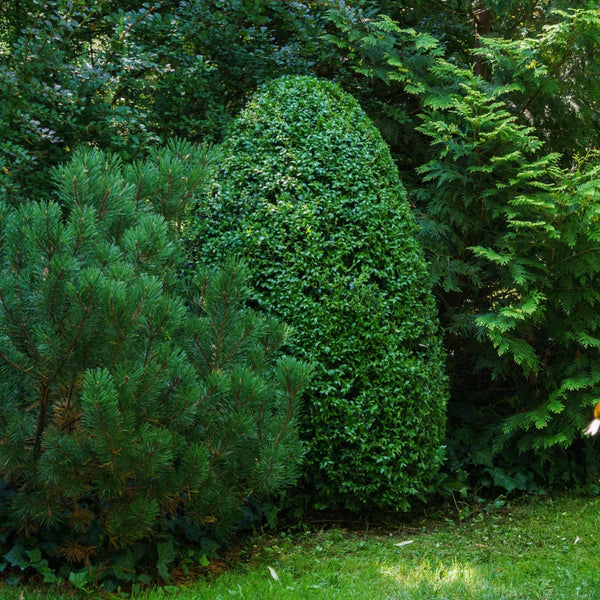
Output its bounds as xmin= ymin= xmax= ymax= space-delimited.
xmin=188 ymin=75 xmax=447 ymax=511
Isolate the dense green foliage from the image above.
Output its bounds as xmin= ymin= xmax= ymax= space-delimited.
xmin=474 ymin=7 xmax=600 ymax=160
xmin=324 ymin=3 xmax=600 ymax=170
xmin=416 ymin=65 xmax=600 ymax=491
xmin=326 ymin=3 xmax=600 ymax=493
xmin=2 ymin=0 xmax=600 ymax=526
xmin=0 ymin=0 xmax=158 ymax=201
xmin=0 ymin=0 xmax=331 ymax=202
xmin=0 ymin=143 xmax=308 ymax=586
xmin=189 ymin=75 xmax=448 ymax=512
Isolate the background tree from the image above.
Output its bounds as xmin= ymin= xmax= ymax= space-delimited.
xmin=475 ymin=8 xmax=600 ymax=160
xmin=414 ymin=62 xmax=600 ymax=490
xmin=0 ymin=0 xmax=334 ymax=202
xmin=324 ymin=3 xmax=600 ymax=493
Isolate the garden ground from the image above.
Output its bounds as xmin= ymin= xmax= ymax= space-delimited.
xmin=5 ymin=491 xmax=600 ymax=599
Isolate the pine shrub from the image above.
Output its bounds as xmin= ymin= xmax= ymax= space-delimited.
xmin=188 ymin=75 xmax=448 ymax=512
xmin=0 ymin=142 xmax=308 ymax=583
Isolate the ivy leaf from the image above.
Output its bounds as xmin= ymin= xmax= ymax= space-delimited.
xmin=156 ymin=540 xmax=175 ymax=582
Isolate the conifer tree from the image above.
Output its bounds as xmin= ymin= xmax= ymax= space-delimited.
xmin=0 ymin=142 xmax=308 ymax=578
xmin=416 ymin=63 xmax=600 ymax=488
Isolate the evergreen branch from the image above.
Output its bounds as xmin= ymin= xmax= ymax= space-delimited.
xmin=250 ymin=458 xmax=275 ymax=498
xmin=134 ymin=177 xmax=144 ymax=213
xmin=563 ymin=246 xmax=600 ymax=261
xmin=191 ymin=330 xmax=212 ymax=370
xmin=142 ymin=311 xmax=170 ymax=368
xmin=62 ymin=287 xmax=95 ymax=365
xmin=138 ymin=359 xmax=169 ymax=405
xmin=163 ymin=169 xmax=173 ymax=215
xmin=72 ymin=176 xmax=80 ymax=206
xmin=135 ymin=441 xmax=160 ymax=471
xmin=0 ymin=349 xmax=32 ymax=373
xmin=49 ymin=267 xmax=66 ymax=324
xmin=233 ymin=377 xmax=244 ymax=411
xmin=521 ymin=26 xmax=578 ymax=115
xmin=109 ymin=296 xmax=127 ymax=371
xmin=209 ymin=270 xmax=256 ymax=370
xmin=212 ymin=280 xmax=230 ymax=369
xmin=159 ymin=374 xmax=181 ymax=406
xmin=0 ymin=288 xmax=39 ymax=363
xmin=115 ymin=215 xmax=124 ymax=245
xmin=275 ymin=367 xmax=307 ymax=449
xmin=93 ymin=400 xmax=119 ymax=463
xmin=180 ymin=150 xmax=215 ymax=203
xmin=162 ymin=376 xmax=187 ymax=425
xmin=33 ymin=384 xmax=52 ymax=454
xmin=98 ymin=187 xmax=111 ymax=220
xmin=195 ymin=323 xmax=256 ymax=372
xmin=274 ymin=397 xmax=294 ymax=450
xmin=255 ymin=402 xmax=264 ymax=445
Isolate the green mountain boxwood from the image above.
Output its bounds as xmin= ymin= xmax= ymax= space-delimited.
xmin=189 ymin=75 xmax=447 ymax=511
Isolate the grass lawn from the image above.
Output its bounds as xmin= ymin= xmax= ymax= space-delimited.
xmin=4 ymin=492 xmax=600 ymax=599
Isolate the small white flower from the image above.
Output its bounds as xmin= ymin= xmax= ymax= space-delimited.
xmin=584 ymin=418 xmax=600 ymax=436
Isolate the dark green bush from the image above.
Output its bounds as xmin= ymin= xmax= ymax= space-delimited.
xmin=0 ymin=142 xmax=309 ymax=585
xmin=0 ymin=0 xmax=161 ymax=203
xmin=189 ymin=75 xmax=448 ymax=512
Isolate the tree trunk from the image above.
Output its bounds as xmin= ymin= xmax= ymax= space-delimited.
xmin=471 ymin=1 xmax=493 ymax=78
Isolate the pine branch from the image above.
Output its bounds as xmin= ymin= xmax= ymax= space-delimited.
xmin=63 ymin=289 xmax=94 ymax=362
xmin=0 ymin=288 xmax=39 ymax=364
xmin=137 ymin=358 xmax=170 ymax=404
xmin=0 ymin=348 xmax=32 ymax=374
xmin=49 ymin=267 xmax=66 ymax=324
xmin=34 ymin=384 xmax=52 ymax=454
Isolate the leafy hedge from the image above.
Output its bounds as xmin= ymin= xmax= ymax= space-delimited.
xmin=189 ymin=75 xmax=448 ymax=511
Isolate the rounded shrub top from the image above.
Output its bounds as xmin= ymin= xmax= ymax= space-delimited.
xmin=190 ymin=75 xmax=447 ymax=511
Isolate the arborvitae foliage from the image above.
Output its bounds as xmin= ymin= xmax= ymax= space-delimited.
xmin=189 ymin=75 xmax=448 ymax=512
xmin=0 ymin=143 xmax=308 ymax=584
xmin=475 ymin=8 xmax=600 ymax=161
xmin=416 ymin=62 xmax=600 ymax=491
xmin=322 ymin=7 xmax=600 ymax=492
xmin=323 ymin=5 xmax=600 ymax=178
xmin=473 ymin=153 xmax=600 ymax=449
xmin=416 ymin=63 xmax=561 ymax=316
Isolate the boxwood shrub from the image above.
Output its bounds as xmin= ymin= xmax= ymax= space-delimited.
xmin=188 ymin=75 xmax=447 ymax=511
